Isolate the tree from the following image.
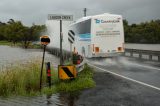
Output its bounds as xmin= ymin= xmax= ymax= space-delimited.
xmin=0 ymin=22 xmax=6 ymax=40
xmin=123 ymin=19 xmax=160 ymax=44
xmin=0 ymin=19 xmax=47 ymax=48
xmin=20 ymin=24 xmax=46 ymax=48
xmin=4 ymin=20 xmax=24 ymax=44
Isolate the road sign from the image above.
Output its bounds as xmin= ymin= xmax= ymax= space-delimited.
xmin=39 ymin=35 xmax=50 ymax=91
xmin=58 ymin=65 xmax=77 ymax=80
xmin=47 ymin=14 xmax=73 ymax=65
xmin=48 ymin=14 xmax=73 ymax=21
xmin=68 ymin=30 xmax=75 ymax=44
xmin=40 ymin=35 xmax=50 ymax=45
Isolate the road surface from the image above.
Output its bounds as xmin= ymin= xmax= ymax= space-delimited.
xmin=74 ymin=56 xmax=160 ymax=106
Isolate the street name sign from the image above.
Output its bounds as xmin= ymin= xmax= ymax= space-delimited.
xmin=47 ymin=14 xmax=73 ymax=65
xmin=48 ymin=14 xmax=73 ymax=21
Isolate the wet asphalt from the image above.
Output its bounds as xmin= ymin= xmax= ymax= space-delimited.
xmin=88 ymin=57 xmax=160 ymax=88
xmin=74 ymin=56 xmax=160 ymax=106
xmin=75 ymin=71 xmax=160 ymax=106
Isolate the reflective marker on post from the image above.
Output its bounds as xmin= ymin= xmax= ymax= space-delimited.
xmin=46 ymin=62 xmax=51 ymax=88
xmin=47 ymin=69 xmax=51 ymax=77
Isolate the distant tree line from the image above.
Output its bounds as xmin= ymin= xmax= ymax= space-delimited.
xmin=124 ymin=19 xmax=160 ymax=44
xmin=0 ymin=19 xmax=46 ymax=48
xmin=1 ymin=19 xmax=160 ymax=46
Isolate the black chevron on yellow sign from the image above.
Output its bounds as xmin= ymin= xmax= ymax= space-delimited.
xmin=40 ymin=35 xmax=50 ymax=45
xmin=58 ymin=65 xmax=77 ymax=80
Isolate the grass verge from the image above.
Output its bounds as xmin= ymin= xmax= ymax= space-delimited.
xmin=0 ymin=40 xmax=42 ymax=49
xmin=0 ymin=41 xmax=12 ymax=46
xmin=0 ymin=60 xmax=45 ymax=97
xmin=42 ymin=64 xmax=95 ymax=95
xmin=0 ymin=60 xmax=95 ymax=97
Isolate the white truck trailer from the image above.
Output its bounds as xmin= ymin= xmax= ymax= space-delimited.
xmin=70 ymin=13 xmax=125 ymax=58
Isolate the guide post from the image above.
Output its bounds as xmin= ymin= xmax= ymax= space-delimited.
xmin=46 ymin=62 xmax=51 ymax=88
xmin=40 ymin=35 xmax=50 ymax=91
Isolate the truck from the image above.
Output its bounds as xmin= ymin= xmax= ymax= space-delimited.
xmin=70 ymin=13 xmax=125 ymax=58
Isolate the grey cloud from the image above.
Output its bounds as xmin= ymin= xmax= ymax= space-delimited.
xmin=0 ymin=0 xmax=159 ymax=25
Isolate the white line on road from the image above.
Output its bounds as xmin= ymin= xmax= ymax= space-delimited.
xmin=133 ymin=64 xmax=160 ymax=71
xmin=88 ymin=63 xmax=160 ymax=91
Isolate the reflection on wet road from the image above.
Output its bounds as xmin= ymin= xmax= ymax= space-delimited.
xmin=88 ymin=57 xmax=160 ymax=88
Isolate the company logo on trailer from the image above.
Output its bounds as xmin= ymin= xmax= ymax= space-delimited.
xmin=95 ymin=19 xmax=101 ymax=24
xmin=95 ymin=18 xmax=120 ymax=24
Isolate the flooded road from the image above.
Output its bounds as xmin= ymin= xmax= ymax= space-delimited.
xmin=125 ymin=43 xmax=160 ymax=51
xmin=88 ymin=57 xmax=160 ymax=88
xmin=0 ymin=46 xmax=59 ymax=69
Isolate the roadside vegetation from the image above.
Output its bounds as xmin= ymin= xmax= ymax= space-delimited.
xmin=43 ymin=64 xmax=95 ymax=95
xmin=0 ymin=41 xmax=42 ymax=49
xmin=1 ymin=19 xmax=160 ymax=47
xmin=0 ymin=60 xmax=95 ymax=97
xmin=0 ymin=19 xmax=46 ymax=48
xmin=124 ymin=19 xmax=160 ymax=44
xmin=0 ymin=41 xmax=12 ymax=45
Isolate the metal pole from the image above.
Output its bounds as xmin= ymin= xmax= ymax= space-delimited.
xmin=40 ymin=45 xmax=46 ymax=91
xmin=84 ymin=8 xmax=87 ymax=17
xmin=60 ymin=20 xmax=63 ymax=65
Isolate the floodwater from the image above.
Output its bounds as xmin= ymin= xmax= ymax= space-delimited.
xmin=0 ymin=44 xmax=160 ymax=106
xmin=124 ymin=44 xmax=160 ymax=60
xmin=0 ymin=46 xmax=59 ymax=69
xmin=0 ymin=92 xmax=80 ymax=106
xmin=125 ymin=43 xmax=160 ymax=51
xmin=0 ymin=46 xmax=79 ymax=106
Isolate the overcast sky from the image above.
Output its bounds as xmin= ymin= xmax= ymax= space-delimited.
xmin=0 ymin=0 xmax=160 ymax=26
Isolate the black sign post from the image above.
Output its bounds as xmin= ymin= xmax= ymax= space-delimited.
xmin=40 ymin=45 xmax=46 ymax=90
xmin=48 ymin=14 xmax=73 ymax=65
xmin=40 ymin=35 xmax=50 ymax=91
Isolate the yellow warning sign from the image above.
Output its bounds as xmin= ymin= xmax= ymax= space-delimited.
xmin=58 ymin=65 xmax=77 ymax=80
xmin=40 ymin=35 xmax=50 ymax=45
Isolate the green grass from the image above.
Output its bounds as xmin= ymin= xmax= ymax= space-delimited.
xmin=0 ymin=41 xmax=22 ymax=47
xmin=0 ymin=40 xmax=42 ymax=49
xmin=42 ymin=64 xmax=95 ymax=94
xmin=0 ymin=60 xmax=45 ymax=97
xmin=0 ymin=41 xmax=12 ymax=45
xmin=0 ymin=60 xmax=95 ymax=97
xmin=30 ymin=44 xmax=42 ymax=49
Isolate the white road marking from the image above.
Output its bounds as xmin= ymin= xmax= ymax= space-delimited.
xmin=134 ymin=64 xmax=160 ymax=71
xmin=88 ymin=63 xmax=160 ymax=91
